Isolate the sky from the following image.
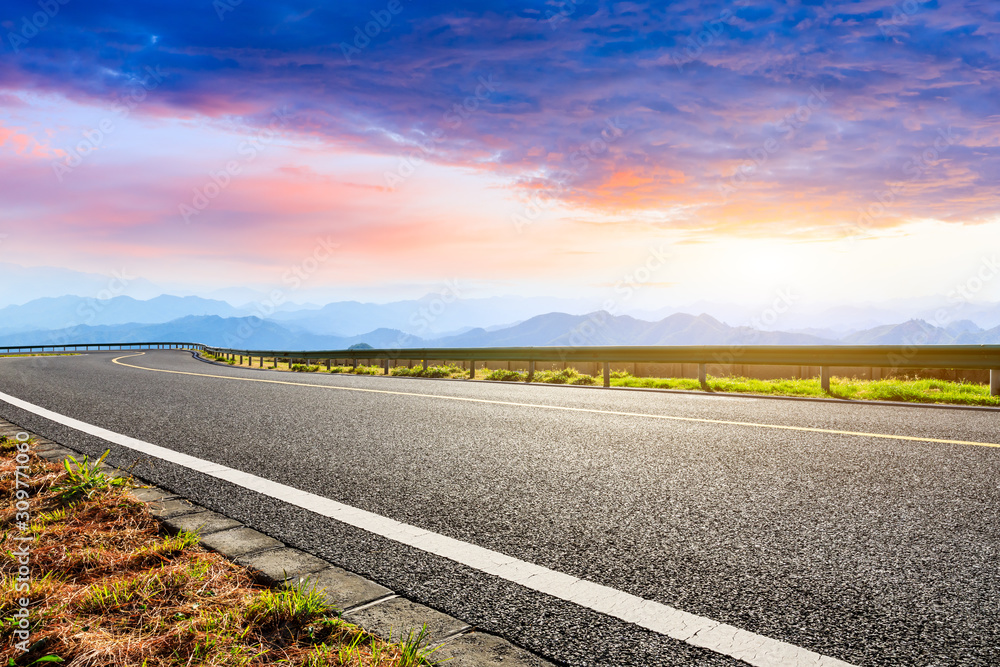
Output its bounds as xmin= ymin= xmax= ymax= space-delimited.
xmin=1 ymin=0 xmax=998 ymax=313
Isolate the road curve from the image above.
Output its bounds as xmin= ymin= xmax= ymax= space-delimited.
xmin=1 ymin=350 xmax=998 ymax=666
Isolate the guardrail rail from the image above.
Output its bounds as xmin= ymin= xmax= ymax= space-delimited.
xmin=3 ymin=342 xmax=999 ymax=396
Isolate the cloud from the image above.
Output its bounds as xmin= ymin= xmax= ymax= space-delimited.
xmin=0 ymin=0 xmax=996 ymax=239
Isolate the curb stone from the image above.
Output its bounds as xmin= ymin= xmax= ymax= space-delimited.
xmin=2 ymin=418 xmax=556 ymax=667
xmin=285 ymin=566 xmax=394 ymax=611
xmin=236 ymin=547 xmax=330 ymax=586
xmin=344 ymin=595 xmax=471 ymax=646
xmin=162 ymin=509 xmax=242 ymax=536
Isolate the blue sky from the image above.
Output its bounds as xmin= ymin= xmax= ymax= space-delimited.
xmin=1 ymin=0 xmax=998 ymax=308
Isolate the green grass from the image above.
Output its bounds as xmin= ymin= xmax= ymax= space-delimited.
xmin=199 ymin=352 xmax=997 ymax=408
xmin=830 ymin=376 xmax=999 ymax=406
xmin=2 ymin=445 xmax=448 ymax=667
xmin=610 ymin=372 xmax=999 ymax=406
xmin=0 ymin=353 xmax=78 ymax=358
xmin=291 ymin=363 xmax=321 ymax=372
xmin=391 ymin=364 xmax=466 ymax=379
xmin=482 ymin=368 xmax=526 ymax=382
xmin=53 ymin=449 xmax=132 ymax=501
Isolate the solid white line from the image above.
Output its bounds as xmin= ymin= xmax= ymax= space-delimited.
xmin=0 ymin=389 xmax=856 ymax=667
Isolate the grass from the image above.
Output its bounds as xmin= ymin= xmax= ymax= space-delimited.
xmin=197 ymin=352 xmax=997 ymax=407
xmin=610 ymin=372 xmax=1000 ymax=406
xmin=0 ymin=354 xmax=78 ymax=358
xmin=0 ymin=437 xmax=446 ymax=666
xmin=391 ymin=364 xmax=466 ymax=379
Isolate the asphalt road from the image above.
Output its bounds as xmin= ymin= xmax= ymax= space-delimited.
xmin=1 ymin=351 xmax=998 ymax=666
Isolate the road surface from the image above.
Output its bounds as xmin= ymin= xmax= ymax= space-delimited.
xmin=1 ymin=350 xmax=998 ymax=666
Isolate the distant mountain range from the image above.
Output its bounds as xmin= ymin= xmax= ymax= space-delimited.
xmin=3 ymin=308 xmax=1000 ymax=350
xmin=0 ymin=295 xmax=243 ymax=334
xmin=5 ymin=293 xmax=1000 ymax=342
xmin=0 ymin=294 xmax=588 ymax=338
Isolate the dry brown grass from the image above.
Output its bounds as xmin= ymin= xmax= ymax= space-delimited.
xmin=0 ymin=437 xmax=438 ymax=667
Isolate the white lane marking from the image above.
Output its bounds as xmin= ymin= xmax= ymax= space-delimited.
xmin=0 ymin=389 xmax=856 ymax=667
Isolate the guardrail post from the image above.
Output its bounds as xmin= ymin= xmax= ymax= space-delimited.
xmin=469 ymin=361 xmax=475 ymax=379
xmin=992 ymin=369 xmax=1000 ymax=397
xmin=259 ymin=356 xmax=263 ymax=367
xmin=324 ymin=359 xmax=331 ymax=370
xmin=352 ymin=358 xmax=357 ymax=370
xmin=698 ymin=363 xmax=707 ymax=389
xmin=528 ymin=361 xmax=535 ymax=382
xmin=423 ymin=358 xmax=428 ymax=371
xmin=821 ymin=366 xmax=831 ymax=392
xmin=603 ymin=362 xmax=610 ymax=388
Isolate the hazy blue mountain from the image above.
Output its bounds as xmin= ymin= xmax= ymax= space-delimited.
xmin=0 ymin=295 xmax=242 ymax=333
xmin=955 ymin=324 xmax=1000 ymax=344
xmin=0 ymin=262 xmax=162 ymax=308
xmin=944 ymin=319 xmax=982 ymax=336
xmin=840 ymin=320 xmax=957 ymax=345
xmin=5 ymin=308 xmax=1000 ymax=352
xmin=429 ymin=312 xmax=835 ymax=347
xmin=270 ymin=295 xmax=593 ymax=336
xmin=0 ymin=316 xmax=427 ymax=350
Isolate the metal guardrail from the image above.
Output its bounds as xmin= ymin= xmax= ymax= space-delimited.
xmin=2 ymin=342 xmax=998 ymax=395
xmin=0 ymin=342 xmax=203 ymax=353
xmin=198 ymin=344 xmax=1000 ymax=396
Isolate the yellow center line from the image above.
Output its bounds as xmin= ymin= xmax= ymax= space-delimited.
xmin=111 ymin=352 xmax=1000 ymax=449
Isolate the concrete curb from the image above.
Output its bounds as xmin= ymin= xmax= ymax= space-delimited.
xmin=188 ymin=349 xmax=1000 ymax=413
xmin=1 ymin=419 xmax=555 ymax=667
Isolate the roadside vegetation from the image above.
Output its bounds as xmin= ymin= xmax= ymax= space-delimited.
xmin=197 ymin=352 xmax=998 ymax=407
xmin=0 ymin=354 xmax=78 ymax=359
xmin=0 ymin=436 xmax=443 ymax=666
xmin=611 ymin=372 xmax=1000 ymax=406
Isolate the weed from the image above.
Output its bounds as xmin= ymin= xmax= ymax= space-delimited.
xmin=0 ymin=450 xmax=429 ymax=666
xmin=483 ymin=369 xmax=526 ymax=382
xmin=52 ymin=450 xmax=130 ymax=502
xmin=291 ymin=364 xmax=321 ymax=372
xmin=391 ymin=365 xmax=466 ymax=379
xmin=29 ymin=507 xmax=68 ymax=531
xmin=244 ymin=582 xmax=333 ymax=627
xmin=398 ymin=625 xmax=444 ymax=666
xmin=531 ymin=368 xmax=578 ymax=384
